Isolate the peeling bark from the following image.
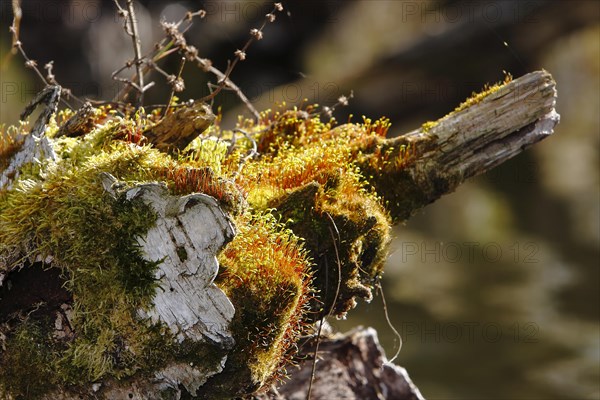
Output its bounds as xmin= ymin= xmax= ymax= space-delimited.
xmin=102 ymin=173 xmax=236 ymax=347
xmin=256 ymin=327 xmax=425 ymax=400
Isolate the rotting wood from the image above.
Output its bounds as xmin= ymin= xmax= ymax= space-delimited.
xmin=256 ymin=327 xmax=425 ymax=400
xmin=357 ymin=70 xmax=559 ymax=221
xmin=0 ymin=70 xmax=559 ymax=399
xmin=143 ymin=101 xmax=215 ymax=154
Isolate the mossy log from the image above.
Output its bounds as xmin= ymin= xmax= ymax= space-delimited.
xmin=0 ymin=71 xmax=558 ymax=399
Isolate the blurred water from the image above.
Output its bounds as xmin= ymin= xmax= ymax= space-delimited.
xmin=332 ymin=156 xmax=599 ymax=399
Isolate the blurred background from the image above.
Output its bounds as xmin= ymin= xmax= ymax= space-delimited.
xmin=1 ymin=1 xmax=598 ymax=398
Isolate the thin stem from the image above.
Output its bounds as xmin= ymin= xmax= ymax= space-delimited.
xmin=377 ymin=281 xmax=402 ymax=363
xmin=10 ymin=0 xmax=22 ymax=55
xmin=9 ymin=1 xmax=81 ymax=109
xmin=200 ymin=3 xmax=283 ymax=104
xmin=125 ymin=0 xmax=145 ymax=105
xmin=163 ymin=57 xmax=186 ymax=118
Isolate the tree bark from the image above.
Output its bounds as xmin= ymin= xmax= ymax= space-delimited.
xmin=357 ymin=70 xmax=559 ymax=221
xmin=256 ymin=327 xmax=425 ymax=400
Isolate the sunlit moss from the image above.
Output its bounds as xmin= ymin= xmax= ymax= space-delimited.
xmin=0 ymin=124 xmax=26 ymax=173
xmin=214 ymin=212 xmax=311 ymax=394
xmin=421 ymin=120 xmax=438 ymax=133
xmin=451 ymin=72 xmax=513 ymax=115
xmin=0 ymin=102 xmax=400 ymax=398
xmin=0 ymin=109 xmax=239 ymax=397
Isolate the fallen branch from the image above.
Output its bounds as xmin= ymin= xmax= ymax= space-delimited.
xmin=357 ymin=70 xmax=558 ymax=221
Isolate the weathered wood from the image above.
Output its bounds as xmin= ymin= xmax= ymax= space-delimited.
xmin=0 ymin=85 xmax=60 ymax=190
xmin=143 ymin=101 xmax=215 ymax=154
xmin=40 ymin=175 xmax=237 ymax=399
xmin=55 ymin=102 xmax=96 ymax=138
xmin=101 ymin=173 xmax=236 ymax=347
xmin=256 ymin=327 xmax=425 ymax=400
xmin=359 ymin=70 xmax=559 ymax=220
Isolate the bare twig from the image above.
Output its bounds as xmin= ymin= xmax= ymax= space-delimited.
xmin=10 ymin=0 xmax=22 ymax=55
xmin=198 ymin=57 xmax=261 ymax=120
xmin=8 ymin=0 xmax=82 ymax=109
xmin=199 ymin=3 xmax=285 ymax=104
xmin=125 ymin=0 xmax=145 ymax=105
xmin=110 ymin=5 xmax=261 ymax=120
xmin=163 ymin=57 xmax=187 ymax=118
xmin=319 ymin=91 xmax=354 ymax=119
xmin=111 ymin=9 xmax=194 ymax=104
xmin=159 ymin=17 xmax=261 ymax=120
xmin=9 ymin=0 xmax=46 ymax=87
xmin=112 ymin=0 xmax=151 ymax=105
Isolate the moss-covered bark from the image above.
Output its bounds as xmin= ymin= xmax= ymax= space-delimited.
xmin=0 ymin=70 xmax=558 ymax=398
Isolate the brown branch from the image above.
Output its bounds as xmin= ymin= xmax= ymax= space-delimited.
xmin=9 ymin=0 xmax=22 ymax=55
xmin=197 ymin=57 xmax=260 ymax=120
xmin=163 ymin=57 xmax=186 ymax=118
xmin=358 ymin=70 xmax=559 ymax=222
xmin=143 ymin=102 xmax=215 ymax=154
xmin=112 ymin=0 xmax=150 ymax=105
xmin=256 ymin=327 xmax=425 ymax=400
xmin=159 ymin=16 xmax=261 ymax=120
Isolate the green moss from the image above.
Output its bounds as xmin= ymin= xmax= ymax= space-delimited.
xmin=0 ymin=110 xmax=244 ymax=397
xmin=0 ymin=148 xmax=171 ymax=387
xmin=1 ymin=102 xmax=402 ymax=397
xmin=450 ymin=72 xmax=513 ymax=115
xmin=421 ymin=120 xmax=438 ymax=133
xmin=0 ymin=320 xmax=58 ymax=399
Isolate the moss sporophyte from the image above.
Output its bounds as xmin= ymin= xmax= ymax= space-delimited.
xmin=0 ymin=74 xmax=521 ymax=398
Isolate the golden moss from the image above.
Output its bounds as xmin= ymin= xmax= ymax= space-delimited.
xmin=0 ymin=124 xmax=27 ymax=174
xmin=1 ymin=101 xmax=399 ymax=397
xmin=451 ymin=72 xmax=513 ymax=115
xmin=215 ymin=213 xmax=311 ymax=392
xmin=421 ymin=120 xmax=438 ymax=133
xmin=0 ymin=112 xmax=240 ymax=397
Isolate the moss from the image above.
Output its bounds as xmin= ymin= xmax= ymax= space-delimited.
xmin=205 ymin=109 xmax=396 ymax=320
xmin=421 ymin=120 xmax=438 ymax=133
xmin=212 ymin=212 xmax=311 ymax=396
xmin=1 ymin=102 xmax=403 ymax=397
xmin=0 ymin=71 xmax=529 ymax=396
xmin=0 ymin=124 xmax=26 ymax=174
xmin=0 ymin=149 xmax=172 ymax=386
xmin=0 ymin=319 xmax=62 ymax=399
xmin=450 ymin=72 xmax=513 ymax=115
xmin=0 ymin=109 xmax=245 ymax=397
